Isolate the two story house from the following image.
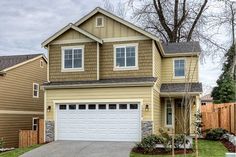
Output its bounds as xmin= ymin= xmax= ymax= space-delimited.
xmin=0 ymin=54 xmax=47 ymax=147
xmin=42 ymin=7 xmax=202 ymax=142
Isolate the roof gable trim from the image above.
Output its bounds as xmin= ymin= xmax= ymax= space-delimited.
xmin=42 ymin=23 xmax=103 ymax=47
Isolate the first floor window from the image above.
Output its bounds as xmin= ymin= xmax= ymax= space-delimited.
xmin=62 ymin=46 xmax=84 ymax=71
xmin=33 ymin=83 xmax=39 ymax=98
xmin=166 ymin=100 xmax=173 ymax=126
xmin=174 ymin=59 xmax=185 ymax=77
xmin=32 ymin=117 xmax=39 ymax=131
xmin=114 ymin=44 xmax=138 ymax=69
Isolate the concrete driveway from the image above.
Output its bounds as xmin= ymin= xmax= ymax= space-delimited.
xmin=20 ymin=141 xmax=135 ymax=157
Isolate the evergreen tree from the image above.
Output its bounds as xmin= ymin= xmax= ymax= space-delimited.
xmin=211 ymin=46 xmax=236 ymax=103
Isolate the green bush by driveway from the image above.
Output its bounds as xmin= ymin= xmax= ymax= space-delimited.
xmin=130 ymin=139 xmax=228 ymax=157
xmin=0 ymin=144 xmax=42 ymax=157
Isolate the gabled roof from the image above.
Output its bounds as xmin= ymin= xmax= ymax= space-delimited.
xmin=75 ymin=7 xmax=160 ymax=42
xmin=42 ymin=23 xmax=103 ymax=47
xmin=162 ymin=42 xmax=201 ymax=56
xmin=0 ymin=54 xmax=47 ymax=72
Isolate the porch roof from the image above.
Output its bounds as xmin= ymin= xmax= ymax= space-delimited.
xmin=160 ymin=83 xmax=202 ymax=94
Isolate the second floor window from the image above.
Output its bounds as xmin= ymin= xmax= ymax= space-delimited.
xmin=174 ymin=59 xmax=185 ymax=77
xmin=33 ymin=83 xmax=39 ymax=98
xmin=62 ymin=46 xmax=84 ymax=72
xmin=114 ymin=44 xmax=138 ymax=70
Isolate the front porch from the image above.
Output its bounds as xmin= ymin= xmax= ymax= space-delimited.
xmin=159 ymin=95 xmax=200 ymax=135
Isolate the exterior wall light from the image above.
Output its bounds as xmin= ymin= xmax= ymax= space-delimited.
xmin=47 ymin=106 xmax=51 ymax=112
xmin=145 ymin=104 xmax=150 ymax=111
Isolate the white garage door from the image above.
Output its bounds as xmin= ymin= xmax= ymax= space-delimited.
xmin=56 ymin=102 xmax=141 ymax=141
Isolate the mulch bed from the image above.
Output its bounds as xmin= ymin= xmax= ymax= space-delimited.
xmin=220 ymin=138 xmax=236 ymax=152
xmin=132 ymin=147 xmax=193 ymax=155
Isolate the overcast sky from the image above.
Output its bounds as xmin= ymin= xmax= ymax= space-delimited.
xmin=0 ymin=0 xmax=224 ymax=94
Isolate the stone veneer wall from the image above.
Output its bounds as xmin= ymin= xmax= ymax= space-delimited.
xmin=142 ymin=121 xmax=153 ymax=138
xmin=45 ymin=121 xmax=54 ymax=142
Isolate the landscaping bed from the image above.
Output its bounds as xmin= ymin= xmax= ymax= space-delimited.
xmin=132 ymin=147 xmax=193 ymax=155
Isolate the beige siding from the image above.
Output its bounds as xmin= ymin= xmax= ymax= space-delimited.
xmin=79 ymin=13 xmax=144 ymax=39
xmin=0 ymin=58 xmax=47 ymax=111
xmin=161 ymin=57 xmax=199 ymax=83
xmin=49 ymin=42 xmax=97 ymax=81
xmin=153 ymin=88 xmax=161 ymax=134
xmin=46 ymin=87 xmax=152 ymax=121
xmin=100 ymin=40 xmax=153 ymax=79
xmin=153 ymin=42 xmax=162 ymax=87
xmin=0 ymin=114 xmax=43 ymax=148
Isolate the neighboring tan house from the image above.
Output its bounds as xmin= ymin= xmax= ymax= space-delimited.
xmin=0 ymin=54 xmax=47 ymax=147
xmin=201 ymin=94 xmax=213 ymax=105
xmin=42 ymin=7 xmax=202 ymax=142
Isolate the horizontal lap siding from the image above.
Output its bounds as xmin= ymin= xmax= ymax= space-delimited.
xmin=46 ymin=87 xmax=152 ymax=121
xmin=100 ymin=40 xmax=153 ymax=79
xmin=0 ymin=114 xmax=43 ymax=148
xmin=153 ymin=89 xmax=161 ymax=134
xmin=0 ymin=58 xmax=46 ymax=111
xmin=161 ymin=57 xmax=199 ymax=83
xmin=49 ymin=42 xmax=97 ymax=81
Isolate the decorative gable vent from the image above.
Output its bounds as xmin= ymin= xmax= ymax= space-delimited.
xmin=96 ymin=16 xmax=104 ymax=27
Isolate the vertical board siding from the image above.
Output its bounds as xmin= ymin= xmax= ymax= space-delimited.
xmin=0 ymin=58 xmax=47 ymax=111
xmin=0 ymin=114 xmax=43 ymax=148
xmin=100 ymin=40 xmax=153 ymax=79
xmin=19 ymin=130 xmax=38 ymax=148
xmin=79 ymin=13 xmax=144 ymax=38
xmin=46 ymin=87 xmax=152 ymax=121
xmin=49 ymin=42 xmax=97 ymax=81
xmin=161 ymin=57 xmax=199 ymax=83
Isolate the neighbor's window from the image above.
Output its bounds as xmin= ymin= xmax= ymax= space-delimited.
xmin=62 ymin=46 xmax=84 ymax=71
xmin=114 ymin=44 xmax=138 ymax=70
xmin=96 ymin=16 xmax=104 ymax=27
xmin=32 ymin=117 xmax=39 ymax=131
xmin=33 ymin=83 xmax=39 ymax=98
xmin=174 ymin=59 xmax=185 ymax=77
xmin=165 ymin=100 xmax=173 ymax=127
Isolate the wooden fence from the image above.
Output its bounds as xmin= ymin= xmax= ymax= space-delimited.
xmin=19 ymin=119 xmax=44 ymax=148
xmin=201 ymin=103 xmax=236 ymax=134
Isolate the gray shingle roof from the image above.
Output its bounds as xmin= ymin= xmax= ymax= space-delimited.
xmin=0 ymin=54 xmax=42 ymax=71
xmin=160 ymin=83 xmax=202 ymax=93
xmin=162 ymin=42 xmax=201 ymax=54
xmin=43 ymin=77 xmax=157 ymax=86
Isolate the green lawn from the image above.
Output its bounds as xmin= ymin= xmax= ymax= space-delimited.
xmin=130 ymin=140 xmax=228 ymax=157
xmin=0 ymin=144 xmax=42 ymax=157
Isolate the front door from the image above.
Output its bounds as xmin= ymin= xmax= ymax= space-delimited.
xmin=174 ymin=99 xmax=190 ymax=134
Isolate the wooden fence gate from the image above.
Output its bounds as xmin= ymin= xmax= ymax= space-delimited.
xmin=19 ymin=119 xmax=44 ymax=148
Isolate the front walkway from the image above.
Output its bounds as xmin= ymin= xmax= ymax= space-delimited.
xmin=20 ymin=141 xmax=135 ymax=157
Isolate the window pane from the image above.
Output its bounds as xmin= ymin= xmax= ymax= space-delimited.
xmin=174 ymin=60 xmax=185 ymax=77
xmin=88 ymin=104 xmax=96 ymax=110
xmin=98 ymin=104 xmax=106 ymax=110
xmin=34 ymin=84 xmax=38 ymax=90
xmin=97 ymin=17 xmax=103 ymax=26
xmin=130 ymin=104 xmax=138 ymax=109
xmin=69 ymin=104 xmax=76 ymax=110
xmin=59 ymin=105 xmax=67 ymax=110
xmin=126 ymin=47 xmax=135 ymax=66
xmin=74 ymin=49 xmax=82 ymax=68
xmin=119 ymin=104 xmax=127 ymax=109
xmin=64 ymin=49 xmax=73 ymax=68
xmin=109 ymin=104 xmax=116 ymax=109
xmin=33 ymin=125 xmax=37 ymax=131
xmin=79 ymin=104 xmax=86 ymax=110
xmin=166 ymin=101 xmax=172 ymax=125
xmin=33 ymin=91 xmax=38 ymax=97
xmin=116 ymin=48 xmax=125 ymax=67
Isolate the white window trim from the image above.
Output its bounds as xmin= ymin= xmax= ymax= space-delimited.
xmin=40 ymin=60 xmax=44 ymax=68
xmin=173 ymin=58 xmax=186 ymax=79
xmin=33 ymin=83 xmax=39 ymax=98
xmin=164 ymin=98 xmax=174 ymax=128
xmin=32 ymin=117 xmax=39 ymax=131
xmin=113 ymin=43 xmax=139 ymax=71
xmin=61 ymin=45 xmax=85 ymax=72
xmin=95 ymin=16 xmax=104 ymax=27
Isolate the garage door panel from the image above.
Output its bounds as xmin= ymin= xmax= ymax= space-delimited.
xmin=56 ymin=103 xmax=140 ymax=141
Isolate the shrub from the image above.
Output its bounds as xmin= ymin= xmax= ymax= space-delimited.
xmin=205 ymin=128 xmax=227 ymax=140
xmin=135 ymin=134 xmax=161 ymax=153
xmin=0 ymin=137 xmax=4 ymax=149
xmin=174 ymin=134 xmax=189 ymax=149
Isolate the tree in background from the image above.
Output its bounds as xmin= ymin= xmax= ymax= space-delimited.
xmin=211 ymin=45 xmax=236 ymax=103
